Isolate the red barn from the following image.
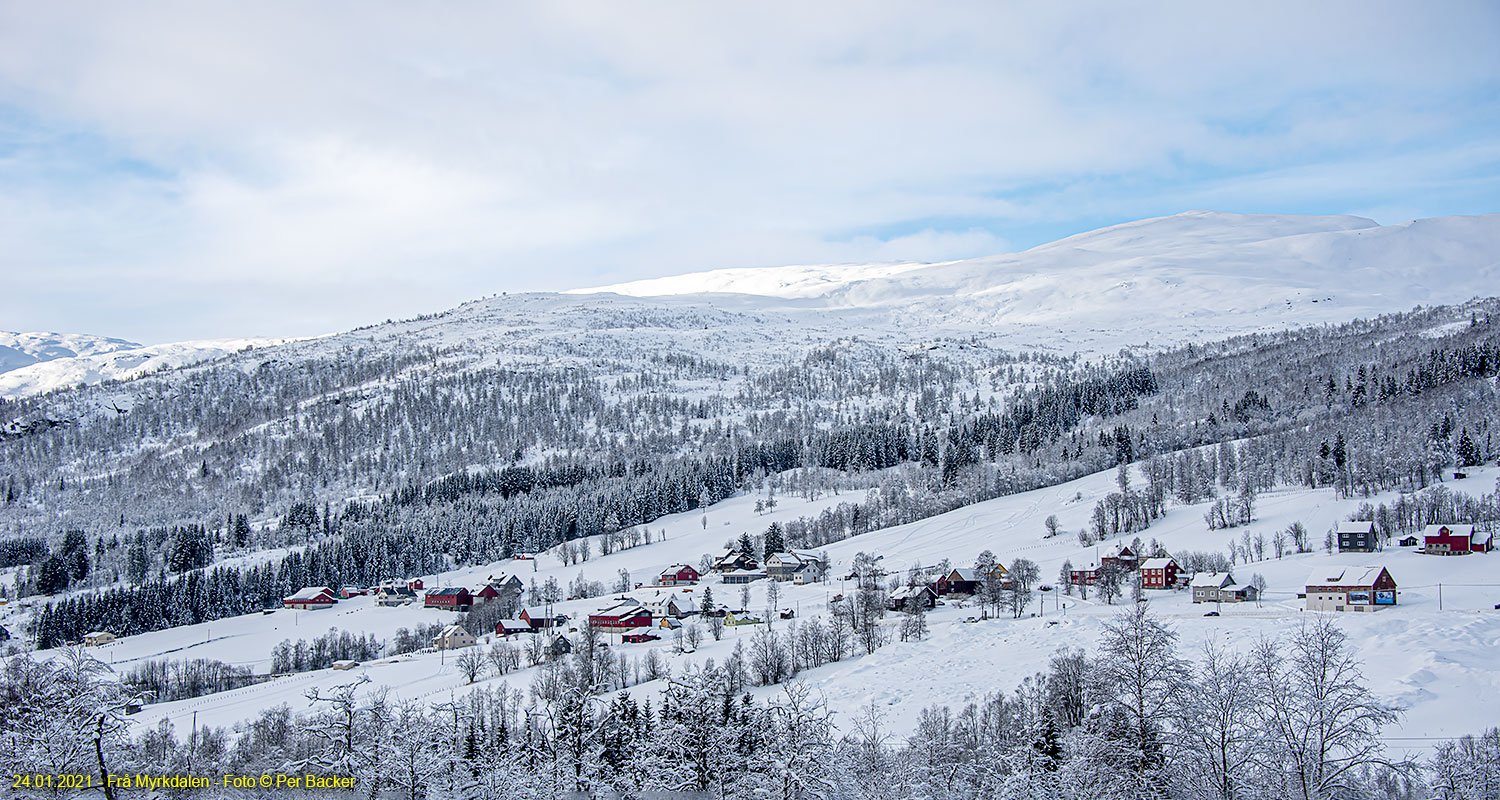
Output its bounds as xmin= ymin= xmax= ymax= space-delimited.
xmin=589 ymin=602 xmax=652 ymax=632
xmin=1139 ymin=557 xmax=1181 ymax=589
xmin=1423 ymin=524 xmax=1492 ymax=555
xmin=283 ymin=586 xmax=337 ymax=610
xmin=520 ymin=607 xmax=567 ymax=630
xmin=424 ymin=587 xmax=473 ymax=611
xmin=658 ymin=564 xmax=701 ymax=586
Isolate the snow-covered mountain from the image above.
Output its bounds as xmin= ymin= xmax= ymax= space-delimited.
xmin=577 ymin=211 xmax=1500 ymax=350
xmin=0 ymin=337 xmax=294 ymax=398
xmin=0 ymin=331 xmax=143 ymax=373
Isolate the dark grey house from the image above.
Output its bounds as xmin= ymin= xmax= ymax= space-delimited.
xmin=1337 ymin=520 xmax=1378 ymax=553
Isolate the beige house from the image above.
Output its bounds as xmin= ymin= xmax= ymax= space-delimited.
xmin=433 ymin=624 xmax=476 ymax=650
xmin=83 ymin=631 xmax=116 ymax=647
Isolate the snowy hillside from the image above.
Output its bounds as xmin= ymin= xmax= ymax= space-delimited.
xmin=27 ymin=462 xmax=1497 ymax=755
xmin=0 ymin=330 xmax=141 ymax=374
xmin=0 ymin=336 xmax=294 ymax=398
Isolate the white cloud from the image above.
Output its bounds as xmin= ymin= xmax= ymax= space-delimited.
xmin=0 ymin=1 xmax=1496 ymax=341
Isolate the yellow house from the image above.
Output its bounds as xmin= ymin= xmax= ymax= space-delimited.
xmin=84 ymin=631 xmax=116 ymax=647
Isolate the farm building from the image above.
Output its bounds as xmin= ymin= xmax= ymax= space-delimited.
xmin=425 ymin=587 xmax=474 ymax=612
xmin=721 ymin=570 xmax=768 ymax=585
xmin=283 ymin=586 xmax=338 ymax=611
xmin=589 ymin=603 xmax=652 ymax=631
xmin=1423 ymin=524 xmax=1492 ymax=555
xmin=519 ymin=607 xmax=568 ymax=630
xmin=1304 ymin=566 xmax=1397 ymax=612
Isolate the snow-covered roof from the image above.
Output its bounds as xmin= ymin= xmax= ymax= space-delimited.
xmin=285 ymin=586 xmax=335 ymax=601
xmin=948 ymin=567 xmax=979 ymax=581
xmin=1421 ymin=524 xmax=1485 ymax=544
xmin=437 ymin=624 xmax=468 ymax=637
xmin=522 ymin=606 xmax=564 ymax=619
xmin=1304 ymin=565 xmax=1388 ymax=587
xmin=1337 ymin=520 xmax=1375 ymax=533
xmin=496 ymin=619 xmax=531 ymax=632
xmin=1190 ymin=572 xmax=1233 ymax=589
xmin=595 ymin=602 xmax=649 ymax=618
xmin=1140 ymin=557 xmax=1176 ymax=569
xmin=428 ymin=587 xmax=470 ymax=596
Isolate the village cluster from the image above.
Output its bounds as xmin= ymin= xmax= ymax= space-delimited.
xmin=59 ymin=520 xmax=1493 ymax=658
xmin=236 ymin=521 xmax=1495 ymax=663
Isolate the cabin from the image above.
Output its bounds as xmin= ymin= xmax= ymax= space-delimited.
xmin=519 ymin=607 xmax=568 ymax=630
xmin=659 ymin=617 xmax=683 ymax=630
xmin=721 ymin=570 xmax=768 ymax=585
xmin=375 ymin=585 xmax=418 ymax=606
xmin=940 ymin=568 xmax=980 ymax=595
xmin=1139 ymin=557 xmax=1181 ymax=589
xmin=1190 ymin=572 xmax=1253 ymax=604
xmin=712 ymin=550 xmax=759 ymax=573
xmin=1399 ymin=535 xmax=1420 ymax=548
xmin=1423 ymin=524 xmax=1492 ymax=555
xmin=658 ymin=564 xmax=702 ymax=586
xmin=83 ymin=631 xmax=116 ymax=647
xmin=494 ymin=619 xmax=534 ymax=637
xmin=1304 ymin=566 xmax=1397 ymax=612
xmin=408 ymin=578 xmax=425 ymax=591
xmin=589 ymin=603 xmax=652 ymax=632
xmin=888 ymin=584 xmax=938 ymax=612
xmin=339 ymin=586 xmax=366 ymax=598
xmin=331 ymin=660 xmax=360 ymax=671
xmin=1337 ymin=521 xmax=1379 ymax=553
xmin=425 ymin=587 xmax=474 ymax=612
xmin=433 ymin=625 xmax=476 ymax=650
xmin=283 ymin=586 xmax=338 ymax=611
xmin=548 ymin=636 xmax=573 ymax=658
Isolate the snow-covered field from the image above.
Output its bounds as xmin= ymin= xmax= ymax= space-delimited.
xmin=39 ymin=463 xmax=1499 ymax=756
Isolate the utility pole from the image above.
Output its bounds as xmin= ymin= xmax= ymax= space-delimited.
xmin=1438 ymin=583 xmax=1443 ymax=611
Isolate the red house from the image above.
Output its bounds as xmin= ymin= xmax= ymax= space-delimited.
xmin=1101 ymin=545 xmax=1139 ymax=572
xmin=475 ymin=584 xmax=503 ymax=604
xmin=1423 ymin=524 xmax=1492 ymax=555
xmin=424 ymin=587 xmax=473 ymax=611
xmin=1139 ymin=557 xmax=1181 ymax=589
xmin=589 ymin=602 xmax=652 ymax=632
xmin=658 ymin=564 xmax=701 ymax=586
xmin=520 ymin=607 xmax=567 ymax=630
xmin=408 ymin=578 xmax=425 ymax=591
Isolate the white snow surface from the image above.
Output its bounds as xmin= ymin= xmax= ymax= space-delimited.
xmin=574 ymin=211 xmax=1500 ymax=352
xmin=26 ymin=463 xmax=1499 ymax=757
xmin=0 ymin=331 xmax=142 ymax=373
xmin=0 ymin=337 xmax=293 ymax=397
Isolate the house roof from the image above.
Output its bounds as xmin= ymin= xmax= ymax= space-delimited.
xmin=427 ymin=587 xmax=471 ymax=597
xmin=1422 ymin=524 xmax=1486 ymax=544
xmin=890 ymin=584 xmax=935 ymax=600
xmin=84 ymin=631 xmax=113 ymax=638
xmin=437 ymin=624 xmax=469 ymax=637
xmin=1304 ymin=565 xmax=1390 ymax=588
xmin=522 ymin=606 xmax=565 ymax=620
xmin=1337 ymin=520 xmax=1376 ymax=533
xmin=660 ymin=563 xmax=697 ymax=575
xmin=1140 ymin=557 xmax=1177 ymax=570
xmin=594 ymin=602 xmax=649 ymax=618
xmin=1190 ymin=572 xmax=1234 ymax=589
xmin=496 ymin=619 xmax=531 ymax=632
xmin=378 ymin=586 xmax=417 ymax=597
xmin=947 ymin=567 xmax=979 ymax=581
xmin=285 ymin=586 xmax=336 ymax=601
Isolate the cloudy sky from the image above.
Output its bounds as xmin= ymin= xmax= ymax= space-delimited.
xmin=2 ymin=2 xmax=1497 ymax=343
